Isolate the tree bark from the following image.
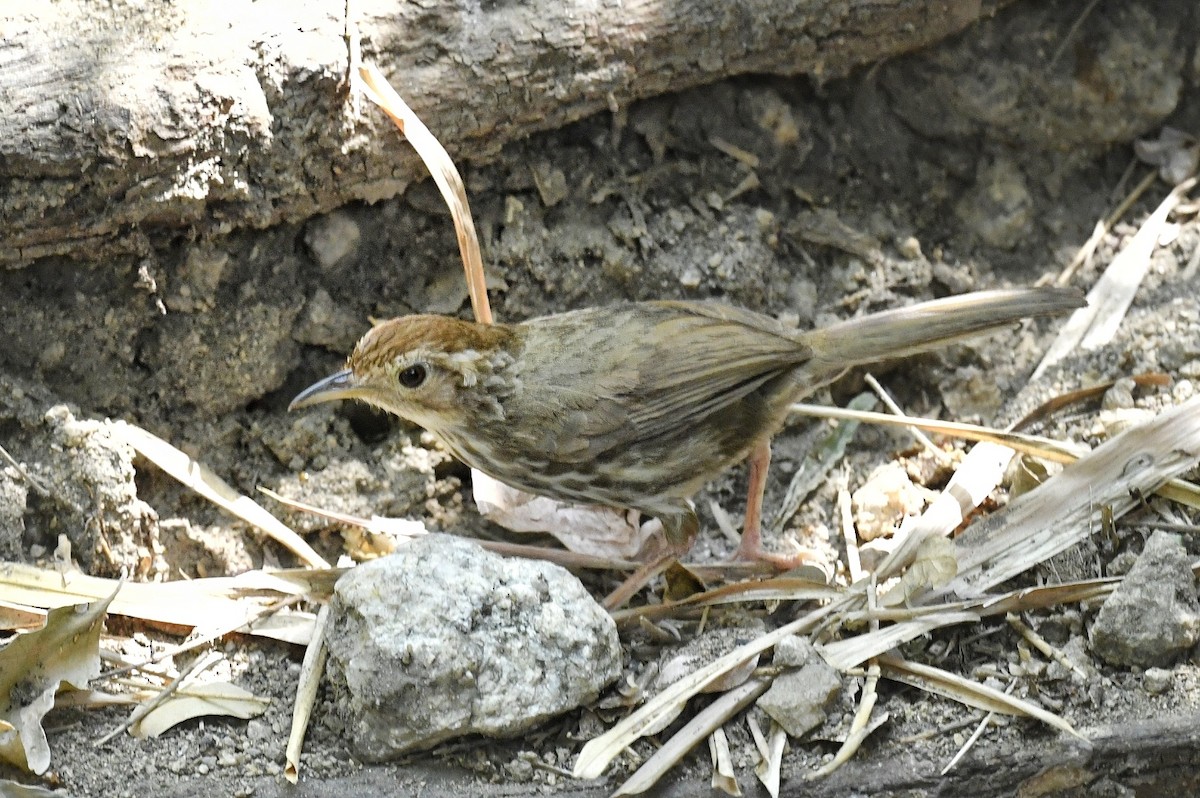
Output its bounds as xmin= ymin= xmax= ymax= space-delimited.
xmin=0 ymin=0 xmax=1009 ymax=265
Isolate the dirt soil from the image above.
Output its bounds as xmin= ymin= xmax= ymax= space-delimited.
xmin=3 ymin=2 xmax=1200 ymax=796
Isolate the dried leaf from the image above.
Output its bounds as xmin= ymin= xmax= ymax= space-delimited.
xmin=0 ymin=563 xmax=316 ymax=646
xmin=472 ymin=471 xmax=657 ymax=558
xmin=0 ymin=587 xmax=116 ymax=773
xmin=131 ymin=682 xmax=269 ymax=738
xmin=892 ymin=534 xmax=957 ymax=603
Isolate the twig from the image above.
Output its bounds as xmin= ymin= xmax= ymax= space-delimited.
xmin=0 ymin=442 xmax=50 ymax=497
xmin=1007 ymin=612 xmax=1089 ymax=681
xmin=1047 ymin=0 xmax=1103 ymax=69
xmin=940 ymin=678 xmax=1015 ymax=774
xmin=96 ymin=649 xmax=222 ymax=746
xmin=863 ymin=374 xmax=948 ymax=465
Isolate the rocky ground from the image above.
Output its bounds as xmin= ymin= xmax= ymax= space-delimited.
xmin=2 ymin=1 xmax=1200 ymax=796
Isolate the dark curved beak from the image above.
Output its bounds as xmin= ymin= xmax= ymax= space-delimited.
xmin=288 ymin=369 xmax=357 ymax=411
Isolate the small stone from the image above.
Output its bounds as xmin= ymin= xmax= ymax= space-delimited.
xmin=531 ymin=164 xmax=569 ymax=207
xmin=757 ymin=659 xmax=842 ymax=738
xmin=896 ymin=235 xmax=923 ymax=259
xmin=293 ymin=288 xmax=363 ymax=351
xmin=773 ymin=636 xmax=817 ymax=668
xmin=1142 ymin=667 xmax=1173 ymax=695
xmin=1101 ymin=377 xmax=1137 ymax=410
xmin=246 ymin=719 xmax=271 ymax=741
xmin=1090 ymin=531 xmax=1200 ymax=667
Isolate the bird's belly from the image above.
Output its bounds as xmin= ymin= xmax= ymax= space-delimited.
xmin=433 ymin=426 xmax=755 ymax=518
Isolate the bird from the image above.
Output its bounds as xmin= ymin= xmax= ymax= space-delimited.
xmin=290 ymin=286 xmax=1083 ymax=597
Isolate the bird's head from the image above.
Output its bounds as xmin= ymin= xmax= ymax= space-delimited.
xmin=289 ymin=315 xmax=518 ymax=432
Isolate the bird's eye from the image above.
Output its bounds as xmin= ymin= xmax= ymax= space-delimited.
xmin=398 ymin=364 xmax=427 ymax=389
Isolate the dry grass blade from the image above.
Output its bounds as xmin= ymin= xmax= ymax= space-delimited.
xmin=113 ymin=422 xmax=329 ymax=569
xmin=612 ymin=677 xmax=768 ymax=797
xmin=1056 ymin=169 xmax=1158 ymax=285
xmin=750 ymin=717 xmax=786 ymax=798
xmin=286 ymin=603 xmax=332 ymax=784
xmin=259 ymin=486 xmax=427 ymax=539
xmin=817 ymin=611 xmax=980 ymax=672
xmin=357 ymin=63 xmax=491 ymax=324
xmin=937 ymin=395 xmax=1200 ymax=598
xmin=1007 ymin=613 xmax=1089 ymax=681
xmin=99 ymin=649 xmax=221 ymax=745
xmin=788 ymin=403 xmax=1086 ymax=463
xmin=574 ymin=603 xmax=835 ymax=780
xmin=1035 ymin=176 xmax=1197 ymax=379
xmin=878 ymin=655 xmax=1082 ymax=739
xmin=940 ymin=679 xmax=1014 ymax=775
xmin=101 ymin=596 xmax=307 ymax=683
xmin=971 ymin=578 xmax=1118 ymax=618
xmin=1154 ymin=477 xmax=1200 ymax=510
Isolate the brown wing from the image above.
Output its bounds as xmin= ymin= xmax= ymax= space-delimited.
xmin=511 ymin=302 xmax=809 ymax=461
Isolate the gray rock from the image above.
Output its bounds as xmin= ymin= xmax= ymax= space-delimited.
xmin=325 ymin=535 xmax=621 ymax=759
xmin=757 ymin=655 xmax=842 ymax=738
xmin=1090 ymin=531 xmax=1200 ymax=668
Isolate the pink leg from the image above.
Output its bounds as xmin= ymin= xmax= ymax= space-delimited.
xmin=732 ymin=440 xmax=817 ymax=569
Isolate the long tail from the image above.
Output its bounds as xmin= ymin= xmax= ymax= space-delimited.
xmin=801 ymin=286 xmax=1085 ymax=369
